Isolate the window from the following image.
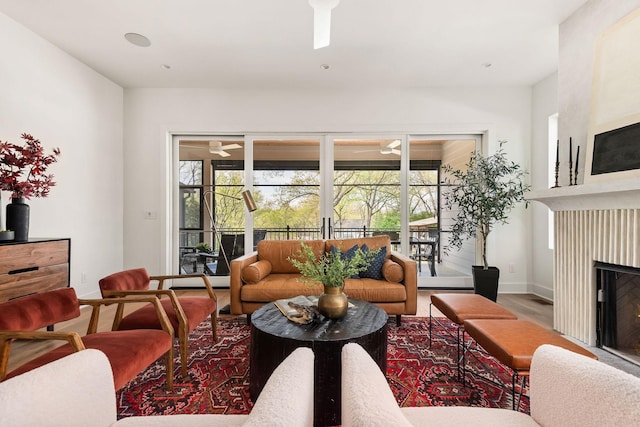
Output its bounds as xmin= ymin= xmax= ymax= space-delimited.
xmin=211 ymin=160 xmax=246 ymax=232
xmin=254 ymin=160 xmax=320 ymax=235
xmin=333 ymin=160 xmax=401 ymax=235
xmin=179 ymin=160 xmax=203 ymax=248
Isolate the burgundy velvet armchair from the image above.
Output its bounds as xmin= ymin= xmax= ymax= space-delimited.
xmin=99 ymin=268 xmax=217 ymax=378
xmin=0 ymin=287 xmax=175 ymax=391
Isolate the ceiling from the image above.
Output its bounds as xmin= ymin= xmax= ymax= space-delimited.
xmin=0 ymin=0 xmax=588 ymax=90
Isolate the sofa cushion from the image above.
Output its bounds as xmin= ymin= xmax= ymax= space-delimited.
xmin=359 ymin=245 xmax=387 ymax=279
xmin=401 ymin=406 xmax=539 ymax=426
xmin=341 ymin=343 xmax=413 ymax=427
xmin=530 ymin=344 xmax=640 ymax=427
xmin=0 ymin=349 xmax=118 ymax=427
xmin=243 ymin=347 xmax=315 ymax=427
xmin=258 ymin=239 xmax=325 ymax=274
xmin=343 ymin=279 xmax=407 ymax=302
xmin=242 ymin=260 xmax=273 ymax=283
xmin=382 ymin=259 xmax=404 ymax=283
xmin=240 ymin=274 xmax=324 ymax=302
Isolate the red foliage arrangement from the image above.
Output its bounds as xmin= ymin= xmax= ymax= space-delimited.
xmin=0 ymin=133 xmax=61 ymax=199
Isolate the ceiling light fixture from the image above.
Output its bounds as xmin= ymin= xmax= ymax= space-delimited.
xmin=320 ymin=64 xmax=330 ymax=70
xmin=308 ymin=0 xmax=340 ymax=49
xmin=161 ymin=64 xmax=171 ymax=70
xmin=124 ymin=32 xmax=151 ymax=47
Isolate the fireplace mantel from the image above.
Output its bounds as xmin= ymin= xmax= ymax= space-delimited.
xmin=525 ymin=177 xmax=640 ymax=211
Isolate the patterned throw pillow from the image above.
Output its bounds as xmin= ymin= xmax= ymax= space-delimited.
xmin=330 ymin=244 xmax=360 ymax=278
xmin=359 ymin=244 xmax=387 ymax=279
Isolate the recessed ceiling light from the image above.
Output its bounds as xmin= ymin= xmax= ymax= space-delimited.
xmin=320 ymin=64 xmax=330 ymax=70
xmin=124 ymin=33 xmax=151 ymax=47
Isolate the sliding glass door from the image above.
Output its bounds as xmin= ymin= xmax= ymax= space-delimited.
xmin=409 ymin=135 xmax=479 ymax=287
xmin=177 ymin=136 xmax=246 ymax=278
xmin=250 ymin=137 xmax=323 ymax=241
xmin=331 ymin=137 xmax=402 ymax=244
xmin=174 ymin=133 xmax=480 ymax=287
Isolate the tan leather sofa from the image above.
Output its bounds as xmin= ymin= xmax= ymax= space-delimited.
xmin=230 ymin=235 xmax=417 ymax=324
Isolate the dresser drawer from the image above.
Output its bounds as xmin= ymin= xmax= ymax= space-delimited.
xmin=0 ymin=239 xmax=70 ymax=302
xmin=0 ymin=240 xmax=69 ymax=275
xmin=0 ymin=264 xmax=70 ymax=301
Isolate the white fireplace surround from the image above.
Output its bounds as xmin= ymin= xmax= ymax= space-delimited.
xmin=526 ymin=177 xmax=640 ymax=346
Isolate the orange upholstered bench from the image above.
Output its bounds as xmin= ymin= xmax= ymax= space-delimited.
xmin=463 ymin=319 xmax=598 ymax=409
xmin=429 ymin=293 xmax=517 ymax=378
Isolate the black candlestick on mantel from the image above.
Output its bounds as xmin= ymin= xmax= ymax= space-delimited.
xmin=552 ymin=139 xmax=560 ymax=188
xmin=569 ymin=137 xmax=574 ymax=186
xmin=574 ymin=146 xmax=580 ymax=185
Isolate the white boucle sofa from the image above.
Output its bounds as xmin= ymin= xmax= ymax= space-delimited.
xmin=0 ymin=347 xmax=314 ymax=427
xmin=341 ymin=342 xmax=640 ymax=427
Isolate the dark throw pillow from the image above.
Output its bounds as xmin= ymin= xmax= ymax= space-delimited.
xmin=330 ymin=244 xmax=360 ymax=278
xmin=359 ymin=244 xmax=387 ymax=280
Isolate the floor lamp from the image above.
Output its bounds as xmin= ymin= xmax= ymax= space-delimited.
xmin=202 ymin=189 xmax=257 ymax=274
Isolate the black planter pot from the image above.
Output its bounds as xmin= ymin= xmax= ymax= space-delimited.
xmin=6 ymin=197 xmax=30 ymax=242
xmin=472 ymin=265 xmax=500 ymax=302
xmin=0 ymin=230 xmax=14 ymax=241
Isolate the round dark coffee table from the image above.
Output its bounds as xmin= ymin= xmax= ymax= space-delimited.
xmin=249 ymin=298 xmax=387 ymax=427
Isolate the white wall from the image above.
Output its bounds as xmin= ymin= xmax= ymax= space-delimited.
xmin=526 ymin=0 xmax=640 ymax=301
xmin=0 ymin=12 xmax=124 ymax=299
xmin=529 ymin=73 xmax=558 ymax=300
xmin=559 ymin=0 xmax=640 ymax=177
xmin=124 ymin=86 xmax=533 ymax=292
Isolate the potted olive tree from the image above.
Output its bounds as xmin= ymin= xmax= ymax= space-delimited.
xmin=441 ymin=141 xmax=530 ymax=301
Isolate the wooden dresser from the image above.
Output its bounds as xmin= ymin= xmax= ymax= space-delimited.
xmin=0 ymin=238 xmax=70 ymax=302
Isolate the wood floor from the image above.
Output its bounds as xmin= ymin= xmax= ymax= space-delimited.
xmin=5 ymin=289 xmax=552 ymax=373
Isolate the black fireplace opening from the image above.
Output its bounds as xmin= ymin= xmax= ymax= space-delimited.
xmin=596 ymin=261 xmax=640 ymax=365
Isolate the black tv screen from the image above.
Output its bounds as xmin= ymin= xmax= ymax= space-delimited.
xmin=591 ymin=121 xmax=640 ymax=175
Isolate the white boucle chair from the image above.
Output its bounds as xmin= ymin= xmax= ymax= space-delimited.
xmin=0 ymin=347 xmax=314 ymax=427
xmin=341 ymin=342 xmax=640 ymax=427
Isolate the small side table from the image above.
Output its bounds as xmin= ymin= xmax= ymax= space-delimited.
xmin=249 ymin=299 xmax=387 ymax=427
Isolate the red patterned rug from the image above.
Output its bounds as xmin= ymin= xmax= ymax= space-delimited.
xmin=117 ymin=316 xmax=529 ymax=418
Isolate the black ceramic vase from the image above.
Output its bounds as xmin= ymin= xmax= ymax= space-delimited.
xmin=6 ymin=197 xmax=30 ymax=242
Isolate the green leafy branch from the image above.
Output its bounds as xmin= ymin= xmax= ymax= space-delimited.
xmin=288 ymin=242 xmax=378 ymax=287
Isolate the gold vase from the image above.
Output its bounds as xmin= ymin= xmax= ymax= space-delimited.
xmin=318 ymin=285 xmax=348 ymax=319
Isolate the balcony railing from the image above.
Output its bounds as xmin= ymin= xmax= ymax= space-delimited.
xmin=180 ymin=226 xmax=440 ymax=253
xmin=179 ymin=226 xmax=442 ymax=276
